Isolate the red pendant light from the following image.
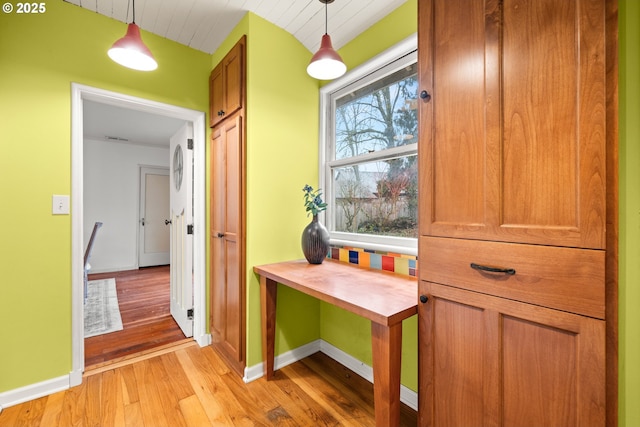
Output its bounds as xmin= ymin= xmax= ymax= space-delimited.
xmin=108 ymin=0 xmax=157 ymax=71
xmin=307 ymin=0 xmax=346 ymax=80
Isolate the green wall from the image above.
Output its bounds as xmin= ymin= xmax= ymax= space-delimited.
xmin=208 ymin=13 xmax=324 ymax=366
xmin=0 ymin=0 xmax=209 ymax=392
xmin=619 ymin=1 xmax=640 ymax=425
xmin=318 ymin=0 xmax=419 ymax=392
xmin=209 ymin=1 xmax=420 ymax=387
xmin=212 ymin=0 xmax=421 ymax=390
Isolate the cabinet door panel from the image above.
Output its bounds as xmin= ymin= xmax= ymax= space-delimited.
xmin=210 ymin=125 xmax=226 ymax=342
xmin=432 ymin=0 xmax=489 ymax=228
xmin=209 ymin=65 xmax=224 ymax=127
xmin=210 ymin=115 xmax=245 ymax=375
xmin=502 ymin=314 xmax=577 ymax=426
xmin=501 ymin=0 xmax=605 ymax=248
xmin=224 ymin=42 xmax=243 ymax=118
xmin=209 ymin=37 xmax=245 ymax=128
xmin=419 ymin=0 xmax=606 ymax=248
xmin=418 ymin=281 xmax=605 ymax=427
xmin=421 ymin=294 xmax=490 ymax=426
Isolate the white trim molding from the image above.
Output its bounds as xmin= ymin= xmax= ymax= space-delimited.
xmin=243 ymin=340 xmax=322 ymax=383
xmin=318 ymin=34 xmax=419 ymax=255
xmin=0 ymin=375 xmax=69 ymax=409
xmin=196 ymin=333 xmax=212 ymax=348
xmin=70 ymin=83 xmax=207 ymax=384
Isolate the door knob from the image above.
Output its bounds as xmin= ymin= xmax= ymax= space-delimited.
xmin=217 ymin=232 xmax=225 ymax=238
xmin=419 ymin=295 xmax=428 ymax=304
xmin=420 ymin=90 xmax=431 ymax=102
xmin=165 ymin=219 xmax=172 ymax=225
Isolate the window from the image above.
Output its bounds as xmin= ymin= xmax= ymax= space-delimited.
xmin=319 ymin=36 xmax=418 ymax=254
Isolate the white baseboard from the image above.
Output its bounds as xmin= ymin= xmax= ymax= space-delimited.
xmin=69 ymin=368 xmax=83 ymax=387
xmin=244 ymin=339 xmax=322 ymax=383
xmin=0 ymin=374 xmax=70 ymax=409
xmin=196 ymin=333 xmax=212 ymax=347
xmin=89 ymin=265 xmax=139 ymax=275
xmin=320 ymin=341 xmax=418 ymax=411
xmin=243 ymin=339 xmax=418 ymax=411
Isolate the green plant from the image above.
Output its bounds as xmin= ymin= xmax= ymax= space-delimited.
xmin=302 ymin=184 xmax=328 ymax=217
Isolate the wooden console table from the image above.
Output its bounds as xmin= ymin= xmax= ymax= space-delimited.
xmin=254 ymin=259 xmax=418 ymax=427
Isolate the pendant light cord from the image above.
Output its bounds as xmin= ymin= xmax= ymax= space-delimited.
xmin=132 ymin=0 xmax=136 ymax=24
xmin=324 ymin=0 xmax=328 ymax=35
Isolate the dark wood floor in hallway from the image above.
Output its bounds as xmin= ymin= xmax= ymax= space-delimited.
xmin=85 ymin=265 xmax=187 ymax=367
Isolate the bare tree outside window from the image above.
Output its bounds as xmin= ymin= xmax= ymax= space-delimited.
xmin=331 ymin=63 xmax=418 ymax=239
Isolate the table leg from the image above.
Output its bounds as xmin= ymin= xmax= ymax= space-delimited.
xmin=260 ymin=276 xmax=277 ymax=380
xmin=371 ymin=321 xmax=402 ymax=427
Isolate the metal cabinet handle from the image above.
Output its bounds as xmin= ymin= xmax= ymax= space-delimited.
xmin=217 ymin=232 xmax=225 ymax=238
xmin=420 ymin=90 xmax=431 ymax=102
xmin=165 ymin=219 xmax=172 ymax=225
xmin=470 ymin=263 xmax=516 ymax=275
xmin=419 ymin=295 xmax=428 ymax=304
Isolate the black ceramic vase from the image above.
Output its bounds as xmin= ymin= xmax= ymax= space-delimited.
xmin=301 ymin=215 xmax=330 ymax=264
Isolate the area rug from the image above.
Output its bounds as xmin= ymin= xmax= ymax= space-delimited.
xmin=84 ymin=278 xmax=123 ymax=338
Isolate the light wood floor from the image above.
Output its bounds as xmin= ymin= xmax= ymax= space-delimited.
xmin=85 ymin=266 xmax=187 ymax=367
xmin=0 ymin=343 xmax=417 ymax=426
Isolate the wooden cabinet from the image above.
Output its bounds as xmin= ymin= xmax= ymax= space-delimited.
xmin=209 ymin=36 xmax=245 ymax=128
xmin=418 ymin=0 xmax=606 ymax=249
xmin=210 ymin=113 xmax=245 ymax=375
xmin=418 ymin=281 xmax=605 ymax=427
xmin=209 ymin=36 xmax=247 ymax=376
xmin=417 ymin=0 xmax=617 ymax=425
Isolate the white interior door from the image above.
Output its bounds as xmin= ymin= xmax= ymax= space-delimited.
xmin=139 ymin=167 xmax=170 ymax=267
xmin=169 ymin=123 xmax=194 ymax=337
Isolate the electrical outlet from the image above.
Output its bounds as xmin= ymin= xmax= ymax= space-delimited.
xmin=52 ymin=195 xmax=70 ymax=215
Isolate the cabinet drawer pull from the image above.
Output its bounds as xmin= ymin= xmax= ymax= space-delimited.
xmin=470 ymin=263 xmax=516 ymax=275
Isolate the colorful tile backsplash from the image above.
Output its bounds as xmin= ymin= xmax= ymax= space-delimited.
xmin=328 ymin=245 xmax=418 ymax=278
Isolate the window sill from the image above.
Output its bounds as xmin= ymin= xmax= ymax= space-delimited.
xmin=329 ymin=237 xmax=417 ymax=257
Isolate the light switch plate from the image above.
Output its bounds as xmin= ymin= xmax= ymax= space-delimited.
xmin=52 ymin=195 xmax=70 ymax=215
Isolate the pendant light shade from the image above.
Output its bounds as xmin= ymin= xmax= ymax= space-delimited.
xmin=108 ymin=0 xmax=157 ymax=71
xmin=307 ymin=0 xmax=346 ymax=80
xmin=307 ymin=34 xmax=346 ymax=80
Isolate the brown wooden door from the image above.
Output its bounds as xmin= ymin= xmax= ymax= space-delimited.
xmin=418 ymin=0 xmax=607 ymax=249
xmin=210 ymin=113 xmax=245 ymax=375
xmin=418 ymin=281 xmax=606 ymax=427
xmin=209 ymin=37 xmax=245 ymax=128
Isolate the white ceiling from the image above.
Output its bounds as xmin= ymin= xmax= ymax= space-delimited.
xmin=83 ymin=100 xmax=186 ymax=147
xmin=77 ymin=0 xmax=410 ymax=147
xmin=65 ymin=0 xmax=408 ymax=54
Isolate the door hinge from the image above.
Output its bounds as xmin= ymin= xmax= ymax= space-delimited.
xmin=187 ymin=224 xmax=194 ymax=234
xmin=187 ymin=138 xmax=194 ymax=150
xmin=187 ymin=308 xmax=194 ymax=320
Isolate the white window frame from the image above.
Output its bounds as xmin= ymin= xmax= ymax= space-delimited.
xmin=318 ymin=34 xmax=418 ymax=255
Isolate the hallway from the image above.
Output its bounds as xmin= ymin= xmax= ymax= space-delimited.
xmin=84 ymin=266 xmax=187 ymax=367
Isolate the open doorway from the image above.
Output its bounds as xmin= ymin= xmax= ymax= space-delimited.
xmin=69 ymin=84 xmax=208 ymax=386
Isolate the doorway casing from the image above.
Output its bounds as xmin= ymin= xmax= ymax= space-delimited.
xmin=70 ymin=83 xmax=209 ymax=386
